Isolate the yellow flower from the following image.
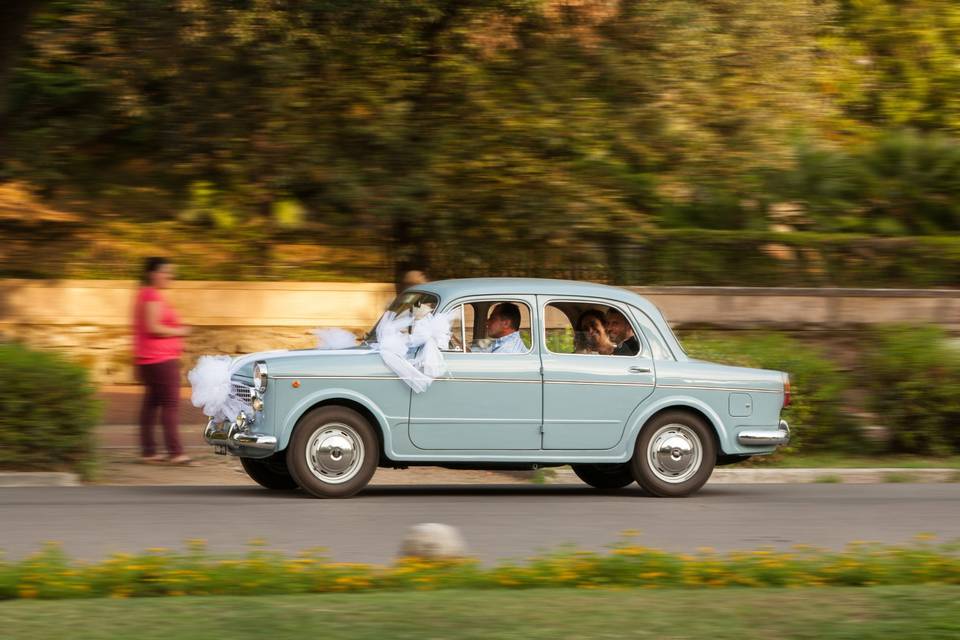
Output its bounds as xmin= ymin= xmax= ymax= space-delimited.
xmin=18 ymin=586 xmax=38 ymax=599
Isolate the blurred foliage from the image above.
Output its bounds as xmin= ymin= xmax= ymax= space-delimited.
xmin=863 ymin=326 xmax=960 ymax=455
xmin=764 ymin=131 xmax=960 ymax=235
xmin=825 ymin=0 xmax=960 ymax=133
xmin=0 ymin=342 xmax=100 ymax=477
xmin=1 ymin=1 xmax=960 ymax=282
xmin=8 ymin=219 xmax=960 ymax=288
xmin=681 ymin=332 xmax=857 ymax=454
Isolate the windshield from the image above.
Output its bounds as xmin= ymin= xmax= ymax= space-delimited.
xmin=363 ymin=291 xmax=439 ymax=344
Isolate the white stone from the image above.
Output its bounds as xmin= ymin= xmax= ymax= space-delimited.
xmin=399 ymin=523 xmax=468 ymax=559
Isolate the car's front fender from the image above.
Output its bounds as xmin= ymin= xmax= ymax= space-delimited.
xmin=277 ymin=387 xmax=395 ymax=453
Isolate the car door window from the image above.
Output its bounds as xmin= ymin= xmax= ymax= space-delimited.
xmin=444 ymin=300 xmax=532 ymax=353
xmin=544 ymin=301 xmax=642 ymax=357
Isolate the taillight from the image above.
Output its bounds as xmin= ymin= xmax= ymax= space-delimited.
xmin=783 ymin=375 xmax=791 ymax=408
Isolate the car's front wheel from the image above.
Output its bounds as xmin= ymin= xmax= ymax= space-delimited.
xmin=630 ymin=411 xmax=716 ymax=497
xmin=240 ymin=455 xmax=299 ymax=490
xmin=286 ymin=406 xmax=379 ymax=498
xmin=571 ymin=463 xmax=635 ymax=489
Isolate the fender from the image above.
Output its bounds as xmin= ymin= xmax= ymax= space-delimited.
xmin=277 ymin=387 xmax=395 ymax=453
xmin=623 ymin=394 xmax=731 ymax=454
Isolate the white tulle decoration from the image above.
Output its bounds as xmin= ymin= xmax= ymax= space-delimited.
xmin=315 ymin=328 xmax=358 ymax=350
xmin=188 ymin=310 xmax=454 ymax=418
xmin=411 ymin=310 xmax=455 ymax=379
xmin=188 ymin=355 xmax=246 ymax=423
xmin=374 ymin=311 xmax=433 ymax=393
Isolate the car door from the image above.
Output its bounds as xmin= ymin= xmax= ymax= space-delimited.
xmin=408 ymin=295 xmax=543 ymax=450
xmin=539 ymin=297 xmax=656 ymax=450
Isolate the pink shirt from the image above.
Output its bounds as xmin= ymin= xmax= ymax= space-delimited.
xmin=133 ymin=286 xmax=183 ymax=365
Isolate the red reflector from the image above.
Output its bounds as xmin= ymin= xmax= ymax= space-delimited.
xmin=783 ymin=376 xmax=791 ymax=407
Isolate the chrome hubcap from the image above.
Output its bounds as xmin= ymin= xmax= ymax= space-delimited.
xmin=647 ymin=423 xmax=702 ymax=484
xmin=305 ymin=423 xmax=364 ymax=484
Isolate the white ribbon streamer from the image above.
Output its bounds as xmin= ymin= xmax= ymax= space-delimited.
xmin=373 ymin=310 xmax=433 ymax=393
xmin=411 ymin=309 xmax=456 ymax=379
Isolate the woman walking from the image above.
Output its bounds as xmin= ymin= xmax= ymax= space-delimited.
xmin=133 ymin=257 xmax=191 ymax=464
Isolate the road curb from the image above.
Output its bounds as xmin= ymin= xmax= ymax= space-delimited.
xmin=549 ymin=467 xmax=959 ymax=485
xmin=0 ymin=472 xmax=81 ymax=487
xmin=708 ymin=468 xmax=959 ymax=484
xmin=1 ymin=468 xmax=956 ymax=487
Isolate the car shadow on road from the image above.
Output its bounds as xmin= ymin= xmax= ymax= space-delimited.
xmin=144 ymin=484 xmax=745 ymax=499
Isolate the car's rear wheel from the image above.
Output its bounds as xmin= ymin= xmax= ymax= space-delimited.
xmin=571 ymin=463 xmax=635 ymax=489
xmin=630 ymin=411 xmax=716 ymax=497
xmin=286 ymin=406 xmax=378 ymax=498
xmin=240 ymin=455 xmax=299 ymax=490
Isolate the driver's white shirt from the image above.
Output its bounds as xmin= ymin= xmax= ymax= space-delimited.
xmin=475 ymin=331 xmax=526 ymax=353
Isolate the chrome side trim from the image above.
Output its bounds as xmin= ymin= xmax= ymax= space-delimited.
xmin=435 ymin=378 xmax=541 ymax=384
xmin=544 ymin=380 xmax=655 ymax=387
xmin=658 ymin=384 xmax=781 ymax=394
xmin=738 ymin=420 xmax=791 ymax=446
xmin=412 ymin=417 xmax=541 ymax=423
xmin=273 ymin=375 xmax=541 ymax=384
xmin=274 ymin=375 xmax=397 ymax=380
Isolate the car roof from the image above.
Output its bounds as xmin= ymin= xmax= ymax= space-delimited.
xmin=412 ymin=278 xmax=653 ymax=311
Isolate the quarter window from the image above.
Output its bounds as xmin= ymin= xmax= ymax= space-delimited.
xmin=632 ymin=308 xmax=674 ymax=360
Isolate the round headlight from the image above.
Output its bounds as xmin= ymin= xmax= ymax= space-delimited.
xmin=253 ymin=361 xmax=268 ymax=392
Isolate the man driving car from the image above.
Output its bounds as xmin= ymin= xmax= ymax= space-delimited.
xmin=474 ymin=303 xmax=526 ymax=353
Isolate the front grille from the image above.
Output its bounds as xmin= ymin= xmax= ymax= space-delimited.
xmin=231 ymin=382 xmax=253 ymax=403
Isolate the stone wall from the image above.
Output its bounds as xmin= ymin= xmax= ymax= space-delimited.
xmin=1 ymin=280 xmax=958 ymax=385
xmin=0 ymin=280 xmax=394 ymax=384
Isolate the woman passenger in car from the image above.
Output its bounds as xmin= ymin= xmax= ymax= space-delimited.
xmin=575 ymin=309 xmax=616 ymax=355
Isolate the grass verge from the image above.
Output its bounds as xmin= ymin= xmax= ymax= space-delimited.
xmin=1 ymin=586 xmax=959 ymax=639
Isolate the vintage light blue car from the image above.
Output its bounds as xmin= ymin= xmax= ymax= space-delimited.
xmin=204 ymin=278 xmax=790 ymax=497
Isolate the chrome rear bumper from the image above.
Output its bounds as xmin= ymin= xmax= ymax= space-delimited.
xmin=738 ymin=420 xmax=791 ymax=446
xmin=204 ymin=418 xmax=277 ymax=458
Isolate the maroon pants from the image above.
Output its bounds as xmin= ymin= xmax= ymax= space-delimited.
xmin=138 ymin=359 xmax=183 ymax=457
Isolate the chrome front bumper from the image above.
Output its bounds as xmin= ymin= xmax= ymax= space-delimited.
xmin=738 ymin=420 xmax=791 ymax=446
xmin=204 ymin=418 xmax=277 ymax=458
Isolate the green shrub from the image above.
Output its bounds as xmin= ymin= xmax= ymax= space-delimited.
xmin=680 ymin=332 xmax=856 ymax=454
xmin=863 ymin=326 xmax=960 ymax=455
xmin=0 ymin=343 xmax=100 ymax=477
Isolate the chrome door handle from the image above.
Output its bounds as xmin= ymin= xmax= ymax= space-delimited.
xmin=628 ymin=366 xmax=651 ymax=374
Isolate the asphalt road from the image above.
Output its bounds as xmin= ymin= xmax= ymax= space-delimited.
xmin=2 ymin=484 xmax=958 ymax=563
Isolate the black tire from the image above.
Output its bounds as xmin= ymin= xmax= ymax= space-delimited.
xmin=630 ymin=410 xmax=716 ymax=497
xmin=286 ymin=406 xmax=379 ymax=498
xmin=240 ymin=455 xmax=299 ymax=490
xmin=571 ymin=463 xmax=636 ymax=489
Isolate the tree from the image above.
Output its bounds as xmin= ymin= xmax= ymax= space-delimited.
xmin=0 ymin=0 xmax=46 ymax=157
